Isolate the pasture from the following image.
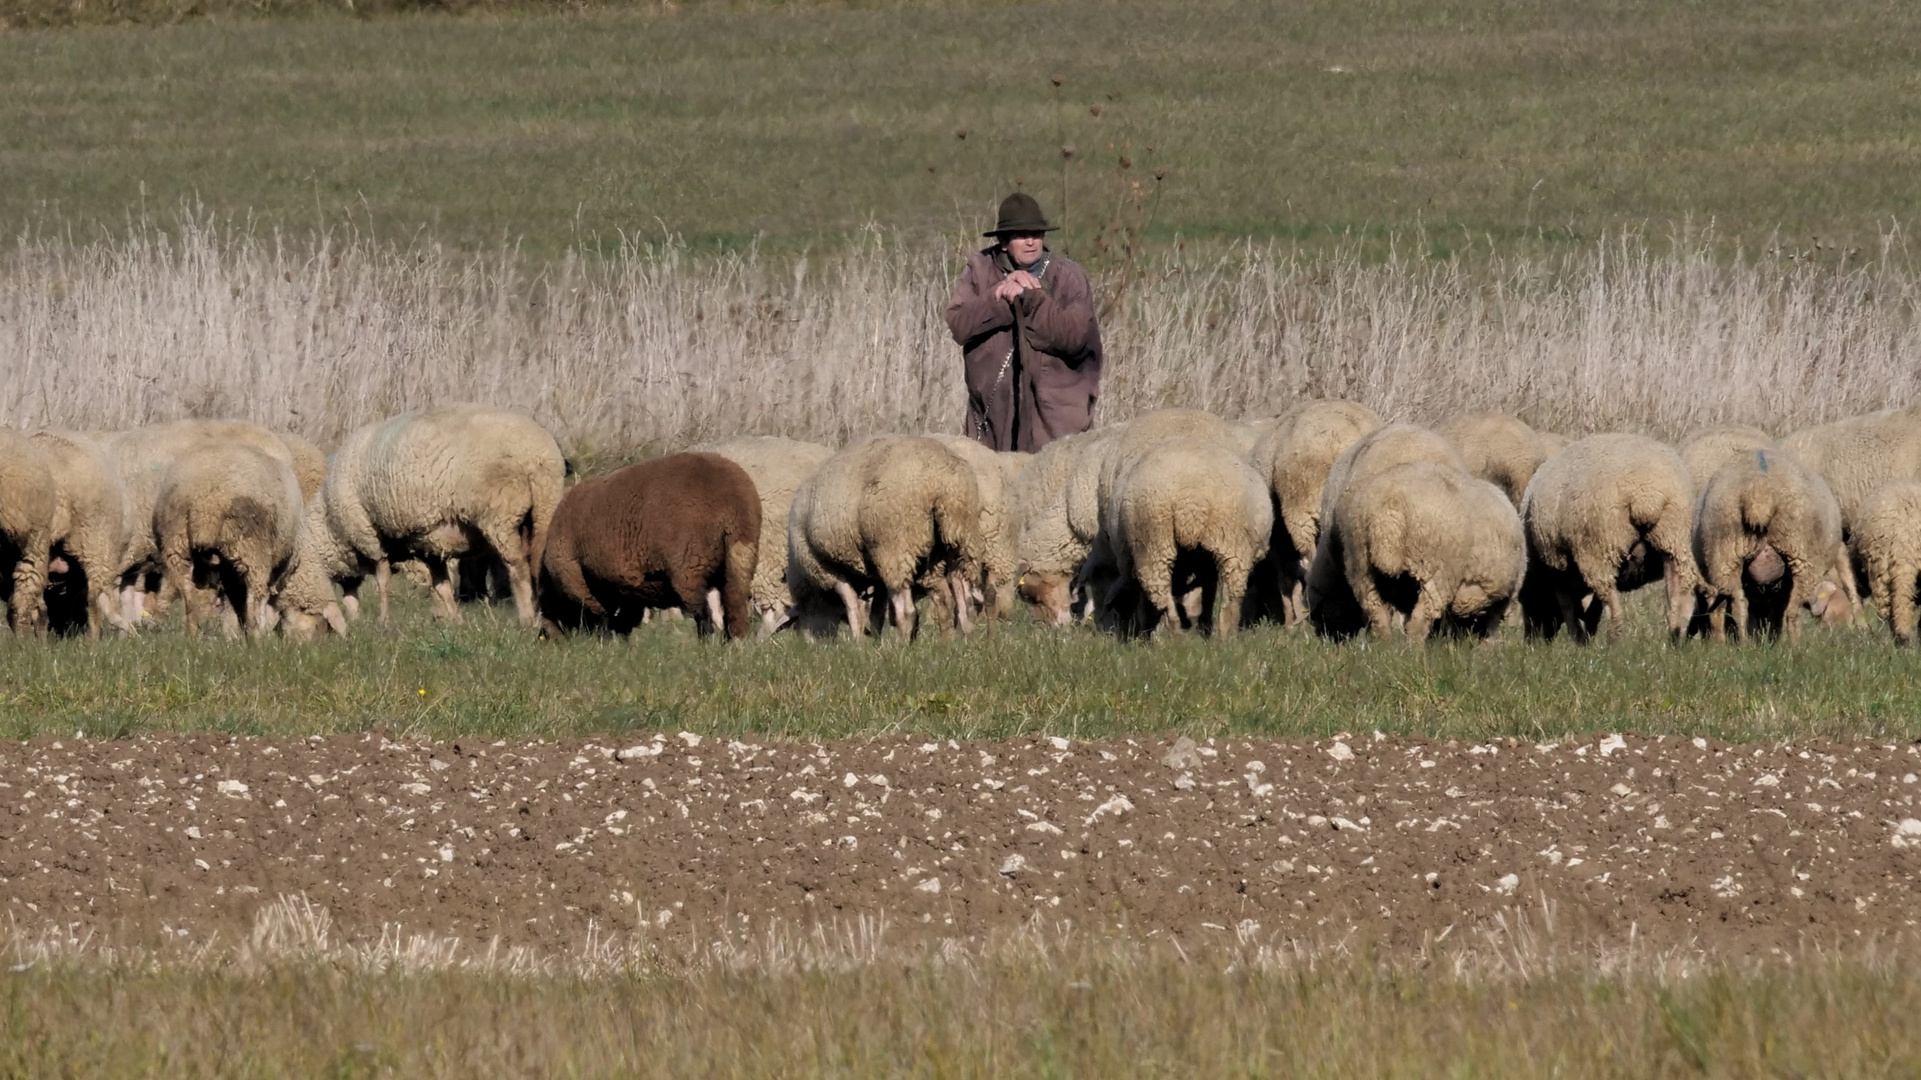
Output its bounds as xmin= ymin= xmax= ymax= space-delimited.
xmin=6 ymin=0 xmax=1921 ymax=1075
xmin=2 ymin=0 xmax=1920 ymax=257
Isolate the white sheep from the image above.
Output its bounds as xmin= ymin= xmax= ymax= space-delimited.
xmin=1304 ymin=423 xmax=1469 ymax=636
xmin=696 ymin=435 xmax=836 ymax=635
xmin=1851 ymin=481 xmax=1921 ymax=644
xmin=1014 ymin=425 xmax=1127 ymax=625
xmin=105 ymin=419 xmax=310 ymax=625
xmin=0 ymin=427 xmax=56 ymax=634
xmin=926 ymin=434 xmax=1026 ymax=623
xmin=1436 ymin=412 xmax=1561 ymax=508
xmin=30 ymin=431 xmax=129 ymax=638
xmin=1246 ymin=400 xmax=1383 ymax=623
xmin=152 ymin=442 xmax=303 ymax=639
xmin=1781 ymin=406 xmax=1921 ymax=526
xmin=1678 ymin=426 xmax=1775 ymax=488
xmin=1690 ymin=447 xmax=1842 ymax=642
xmin=1102 ymin=436 xmax=1272 ymax=637
xmin=277 ymin=405 xmax=565 ymax=639
xmin=787 ymin=435 xmax=982 ymax=639
xmin=1519 ymin=433 xmax=1698 ymax=643
xmin=1324 ymin=461 xmax=1526 ymax=642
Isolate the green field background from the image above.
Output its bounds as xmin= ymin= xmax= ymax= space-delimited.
xmin=4 ymin=0 xmax=1920 ymax=256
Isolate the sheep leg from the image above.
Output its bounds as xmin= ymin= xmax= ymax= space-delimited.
xmin=161 ymin=553 xmax=202 ymax=640
xmin=7 ymin=541 xmax=48 ymax=636
xmin=1404 ymin=584 xmax=1450 ymax=644
xmin=948 ymin=570 xmax=974 ymax=635
xmin=1135 ymin=558 xmax=1179 ymax=640
xmin=473 ymin=520 xmax=537 ymax=626
xmin=1729 ymin=588 xmax=1751 ymax=643
xmin=832 ymin=580 xmax=867 ymax=639
xmin=375 ymin=559 xmax=394 ymax=624
xmin=888 ymin=587 xmax=916 ymax=639
xmin=1892 ymin=560 xmax=1919 ymax=646
xmin=426 ymin=559 xmax=462 ymax=623
xmin=704 ymin=588 xmax=726 ymax=638
xmin=1662 ymin=555 xmax=1694 ymax=642
xmin=1215 ymin=562 xmax=1251 ymax=639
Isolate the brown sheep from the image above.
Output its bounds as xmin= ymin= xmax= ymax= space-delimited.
xmin=536 ymin=453 xmax=760 ymax=640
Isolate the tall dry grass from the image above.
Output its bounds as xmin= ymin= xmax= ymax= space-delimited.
xmin=3 ymin=218 xmax=1916 ymax=456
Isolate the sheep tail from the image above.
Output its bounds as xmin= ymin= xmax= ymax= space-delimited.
xmin=931 ymin=485 xmax=980 ymax=581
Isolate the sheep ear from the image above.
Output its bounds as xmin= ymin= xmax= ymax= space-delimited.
xmin=322 ymin=602 xmax=350 ymax=638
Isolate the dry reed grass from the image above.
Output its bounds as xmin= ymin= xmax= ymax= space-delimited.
xmin=2 ymin=218 xmax=1916 ymax=458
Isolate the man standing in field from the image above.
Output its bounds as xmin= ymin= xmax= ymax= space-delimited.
xmin=945 ymin=192 xmax=1103 ymax=452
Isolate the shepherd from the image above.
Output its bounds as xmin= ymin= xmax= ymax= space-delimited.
xmin=945 ymin=192 xmax=1104 ymax=452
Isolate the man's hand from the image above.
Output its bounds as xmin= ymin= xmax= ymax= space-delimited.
xmin=993 ymin=270 xmax=1042 ymax=302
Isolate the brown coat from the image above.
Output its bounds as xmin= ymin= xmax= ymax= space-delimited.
xmin=535 ymin=452 xmax=761 ymax=639
xmin=945 ymin=246 xmax=1103 ymax=453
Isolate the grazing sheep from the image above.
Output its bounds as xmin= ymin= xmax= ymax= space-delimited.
xmin=31 ymin=431 xmax=129 ymax=638
xmin=279 ymin=432 xmax=329 ymax=502
xmin=1014 ymin=425 xmax=1126 ymax=625
xmin=1246 ymin=400 xmax=1383 ymax=623
xmin=152 ymin=443 xmax=302 ymax=639
xmin=1436 ymin=413 xmax=1559 ymax=508
xmin=1519 ymin=434 xmax=1698 ymax=643
xmin=536 ymin=453 xmax=760 ymax=640
xmin=106 ymin=419 xmax=308 ymax=624
xmin=787 ymin=435 xmax=982 ymax=639
xmin=696 ymin=435 xmax=836 ymax=635
xmin=1678 ymin=426 xmax=1775 ymax=488
xmin=1851 ymin=481 xmax=1921 ymax=644
xmin=0 ymin=428 xmax=56 ymax=635
xmin=1691 ymin=448 xmax=1843 ymax=642
xmin=927 ymin=434 xmax=1024 ymax=622
xmin=1781 ymin=406 xmax=1921 ymax=526
xmin=1304 ymin=424 xmax=1470 ymax=636
xmin=1322 ymin=461 xmax=1526 ymax=642
xmin=277 ymin=406 xmax=565 ymax=640
xmin=1102 ymin=436 xmax=1272 ymax=638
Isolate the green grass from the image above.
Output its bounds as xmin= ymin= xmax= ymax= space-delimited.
xmin=5 ymin=946 xmax=1921 ymax=1077
xmin=4 ymin=0 xmax=1921 ymax=257
xmin=7 ymin=588 xmax=1919 ymax=743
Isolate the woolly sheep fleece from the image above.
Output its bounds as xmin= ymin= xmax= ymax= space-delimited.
xmin=1436 ymin=412 xmax=1558 ymax=508
xmin=786 ymin=435 xmax=983 ymax=639
xmin=1247 ymin=399 xmax=1383 ymax=583
xmin=278 ymin=405 xmax=565 ymax=639
xmin=697 ymin=435 xmax=836 ymax=633
xmin=1848 ymin=480 xmax=1921 ymax=645
xmin=1691 ymin=447 xmax=1842 ymax=642
xmin=1102 ymin=436 xmax=1272 ymax=637
xmin=1327 ymin=460 xmax=1526 ymax=642
xmin=104 ymin=418 xmax=310 ymax=628
xmin=1014 ymin=425 xmax=1126 ymax=625
xmin=1781 ymin=405 xmax=1921 ymax=527
xmin=1519 ymin=433 xmax=1698 ymax=643
xmin=536 ymin=452 xmax=760 ymax=640
xmin=152 ymin=442 xmax=302 ymax=640
xmin=1679 ymin=426 xmax=1775 ymax=488
xmin=31 ymin=430 xmax=129 ymax=638
xmin=1304 ymin=425 xmax=1470 ymax=637
xmin=0 ymin=427 xmax=56 ymax=634
xmin=927 ymin=433 xmax=1024 ymax=622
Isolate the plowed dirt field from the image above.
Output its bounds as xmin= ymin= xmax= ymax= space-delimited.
xmin=5 ymin=732 xmax=1920 ymax=957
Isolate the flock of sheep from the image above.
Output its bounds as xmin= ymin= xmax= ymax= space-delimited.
xmin=2 ymin=399 xmax=1921 ymax=646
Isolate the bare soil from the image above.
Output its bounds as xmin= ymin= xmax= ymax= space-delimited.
xmin=4 ymin=731 xmax=1920 ymax=957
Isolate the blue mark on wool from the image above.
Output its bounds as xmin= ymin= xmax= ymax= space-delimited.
xmin=1756 ymin=450 xmax=1769 ymax=472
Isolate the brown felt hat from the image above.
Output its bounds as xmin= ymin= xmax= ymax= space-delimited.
xmin=984 ymin=192 xmax=1059 ymax=237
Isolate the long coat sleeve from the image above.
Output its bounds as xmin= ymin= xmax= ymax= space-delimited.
xmin=945 ymin=247 xmax=1103 ymax=452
